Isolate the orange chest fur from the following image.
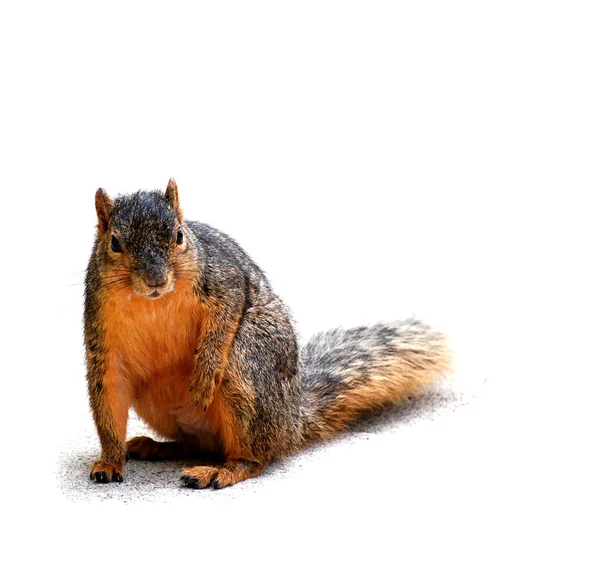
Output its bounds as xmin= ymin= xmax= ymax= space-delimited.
xmin=101 ymin=287 xmax=228 ymax=443
xmin=103 ymin=288 xmax=204 ymax=386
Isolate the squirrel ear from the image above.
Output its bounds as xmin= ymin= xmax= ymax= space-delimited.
xmin=95 ymin=188 xmax=113 ymax=232
xmin=165 ymin=178 xmax=183 ymax=222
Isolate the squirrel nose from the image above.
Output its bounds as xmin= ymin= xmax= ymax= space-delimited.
xmin=141 ymin=257 xmax=168 ymax=288
xmin=143 ymin=275 xmax=168 ymax=288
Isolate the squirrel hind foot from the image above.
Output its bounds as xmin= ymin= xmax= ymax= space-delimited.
xmin=181 ymin=460 xmax=266 ymax=489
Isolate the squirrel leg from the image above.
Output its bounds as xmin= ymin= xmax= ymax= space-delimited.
xmin=181 ymin=460 xmax=267 ymax=489
xmin=126 ymin=436 xmax=222 ymax=461
xmin=190 ymin=297 xmax=244 ymax=411
xmin=88 ymin=367 xmax=129 ymax=483
xmin=181 ymin=300 xmax=299 ymax=489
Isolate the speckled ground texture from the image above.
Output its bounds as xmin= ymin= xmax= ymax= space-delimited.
xmin=58 ymin=379 xmax=479 ymax=503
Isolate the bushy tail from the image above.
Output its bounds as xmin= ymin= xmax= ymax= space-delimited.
xmin=300 ymin=317 xmax=453 ymax=444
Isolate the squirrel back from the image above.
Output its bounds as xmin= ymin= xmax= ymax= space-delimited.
xmin=84 ymin=179 xmax=452 ymax=488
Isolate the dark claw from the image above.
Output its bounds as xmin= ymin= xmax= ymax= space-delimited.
xmin=210 ymin=477 xmax=222 ymax=489
xmin=203 ymin=404 xmax=208 ymax=412
xmin=95 ymin=471 xmax=109 ymax=483
xmin=181 ymin=475 xmax=201 ymax=489
xmin=112 ymin=472 xmax=123 ymax=482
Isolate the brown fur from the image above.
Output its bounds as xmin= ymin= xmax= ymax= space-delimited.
xmin=84 ymin=181 xmax=452 ymax=488
xmin=304 ymin=350 xmax=452 ymax=442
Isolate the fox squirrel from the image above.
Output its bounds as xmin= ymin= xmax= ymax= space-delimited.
xmin=84 ymin=179 xmax=452 ymax=488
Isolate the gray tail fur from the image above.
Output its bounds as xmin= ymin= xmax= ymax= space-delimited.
xmin=300 ymin=317 xmax=453 ymax=444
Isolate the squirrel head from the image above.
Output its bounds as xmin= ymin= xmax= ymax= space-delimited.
xmin=94 ymin=178 xmax=196 ymax=300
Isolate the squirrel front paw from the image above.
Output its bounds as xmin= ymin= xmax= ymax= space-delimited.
xmin=89 ymin=459 xmax=124 ymax=483
xmin=189 ymin=375 xmax=217 ymax=411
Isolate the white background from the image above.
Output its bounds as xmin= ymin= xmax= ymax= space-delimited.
xmin=1 ymin=1 xmax=598 ymax=566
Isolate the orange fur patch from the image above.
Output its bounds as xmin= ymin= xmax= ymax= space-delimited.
xmin=102 ymin=280 xmax=225 ymax=446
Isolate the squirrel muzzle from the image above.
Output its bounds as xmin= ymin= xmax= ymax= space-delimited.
xmin=132 ymin=258 xmax=175 ymax=299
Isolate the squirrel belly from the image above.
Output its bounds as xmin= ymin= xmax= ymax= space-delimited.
xmin=84 ymin=179 xmax=452 ymax=488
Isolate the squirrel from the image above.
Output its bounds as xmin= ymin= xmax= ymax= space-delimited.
xmin=84 ymin=179 xmax=452 ymax=489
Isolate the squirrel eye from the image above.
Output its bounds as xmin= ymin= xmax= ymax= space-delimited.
xmin=111 ymin=235 xmax=123 ymax=253
xmin=176 ymin=228 xmax=184 ymax=245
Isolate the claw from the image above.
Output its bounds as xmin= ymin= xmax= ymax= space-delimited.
xmin=181 ymin=475 xmax=201 ymax=489
xmin=95 ymin=471 xmax=109 ymax=483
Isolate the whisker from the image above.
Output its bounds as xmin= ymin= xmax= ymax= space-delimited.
xmin=105 ymin=286 xmax=130 ymax=297
xmin=101 ymin=276 xmax=131 ymax=283
xmin=101 ymin=281 xmax=131 ymax=292
xmin=100 ymin=282 xmax=131 ymax=290
xmin=101 ymin=277 xmax=131 ymax=281
xmin=101 ymin=273 xmax=133 ymax=279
